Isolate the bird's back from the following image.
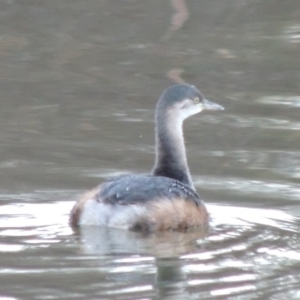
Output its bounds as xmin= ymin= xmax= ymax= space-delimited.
xmin=70 ymin=174 xmax=209 ymax=231
xmin=99 ymin=174 xmax=201 ymax=205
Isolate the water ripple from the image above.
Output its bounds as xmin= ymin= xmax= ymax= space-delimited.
xmin=226 ymin=115 xmax=300 ymax=130
xmin=0 ymin=195 xmax=299 ymax=299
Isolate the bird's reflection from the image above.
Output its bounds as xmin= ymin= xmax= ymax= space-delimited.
xmin=74 ymin=226 xmax=209 ymax=257
xmin=74 ymin=226 xmax=209 ymax=299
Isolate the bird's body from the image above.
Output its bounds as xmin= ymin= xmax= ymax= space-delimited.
xmin=70 ymin=84 xmax=223 ymax=231
xmin=70 ymin=174 xmax=208 ymax=231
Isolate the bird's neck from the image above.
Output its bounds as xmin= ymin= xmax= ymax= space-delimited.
xmin=152 ymin=112 xmax=194 ymax=189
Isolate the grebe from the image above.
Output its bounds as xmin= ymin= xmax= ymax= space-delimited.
xmin=70 ymin=84 xmax=224 ymax=231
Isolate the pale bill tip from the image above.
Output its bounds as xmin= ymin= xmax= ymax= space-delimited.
xmin=203 ymin=98 xmax=224 ymax=111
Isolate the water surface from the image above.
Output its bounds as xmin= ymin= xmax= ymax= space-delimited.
xmin=1 ymin=0 xmax=300 ymax=299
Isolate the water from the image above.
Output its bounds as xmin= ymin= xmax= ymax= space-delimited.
xmin=1 ymin=0 xmax=300 ymax=299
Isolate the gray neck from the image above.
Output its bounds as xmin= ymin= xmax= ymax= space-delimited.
xmin=151 ymin=109 xmax=194 ymax=189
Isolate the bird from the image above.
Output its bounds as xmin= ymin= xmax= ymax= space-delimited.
xmin=70 ymin=84 xmax=224 ymax=231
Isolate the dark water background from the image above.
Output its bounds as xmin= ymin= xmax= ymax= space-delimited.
xmin=1 ymin=0 xmax=300 ymax=299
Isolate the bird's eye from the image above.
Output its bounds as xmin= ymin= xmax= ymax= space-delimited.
xmin=194 ymin=97 xmax=200 ymax=104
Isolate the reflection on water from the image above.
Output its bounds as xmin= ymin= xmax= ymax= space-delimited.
xmin=77 ymin=226 xmax=209 ymax=257
xmin=257 ymin=95 xmax=300 ymax=108
xmin=1 ymin=0 xmax=300 ymax=299
xmin=283 ymin=24 xmax=300 ymax=44
xmin=1 ymin=199 xmax=300 ymax=299
xmin=227 ymin=114 xmax=300 ymax=130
